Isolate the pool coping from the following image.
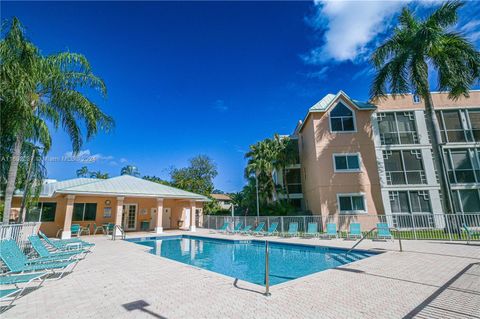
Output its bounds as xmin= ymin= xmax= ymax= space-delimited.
xmin=125 ymin=233 xmax=386 ymax=289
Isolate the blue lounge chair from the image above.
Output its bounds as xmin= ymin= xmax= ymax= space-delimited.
xmin=229 ymin=222 xmax=243 ymax=234
xmin=347 ymin=223 xmax=362 ymax=240
xmin=39 ymin=231 xmax=94 ymax=251
xmin=462 ymin=224 xmax=480 ymax=244
xmin=261 ymin=222 xmax=279 ymax=236
xmin=29 ymin=236 xmax=86 ymax=260
xmin=250 ymin=222 xmax=265 ymax=235
xmin=302 ymin=222 xmax=319 ymax=238
xmin=238 ymin=225 xmax=253 ymax=234
xmin=0 ymin=240 xmax=77 ymax=279
xmin=283 ymin=222 xmax=298 ymax=237
xmin=321 ymin=223 xmax=338 ymax=239
xmin=215 ymin=222 xmax=230 ymax=234
xmin=377 ymin=223 xmax=394 ymax=241
xmin=0 ymin=288 xmax=21 ymax=311
xmin=0 ymin=272 xmax=46 ymax=311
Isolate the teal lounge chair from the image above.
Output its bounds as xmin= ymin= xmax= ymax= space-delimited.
xmin=321 ymin=223 xmax=338 ymax=239
xmin=376 ymin=223 xmax=394 ymax=241
xmin=0 ymin=272 xmax=47 ymax=312
xmin=346 ymin=223 xmax=362 ymax=240
xmin=250 ymin=222 xmax=265 ymax=235
xmin=229 ymin=222 xmax=243 ymax=234
xmin=260 ymin=222 xmax=278 ymax=236
xmin=302 ymin=222 xmax=319 ymax=238
xmin=215 ymin=222 xmax=230 ymax=234
xmin=283 ymin=222 xmax=298 ymax=237
xmin=238 ymin=225 xmax=253 ymax=234
xmin=462 ymin=224 xmax=480 ymax=244
xmin=29 ymin=236 xmax=86 ymax=260
xmin=39 ymin=231 xmax=94 ymax=251
xmin=0 ymin=240 xmax=76 ymax=279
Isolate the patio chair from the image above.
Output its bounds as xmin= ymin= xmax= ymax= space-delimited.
xmin=321 ymin=223 xmax=338 ymax=239
xmin=346 ymin=223 xmax=362 ymax=240
xmin=462 ymin=224 xmax=480 ymax=244
xmin=80 ymin=224 xmax=91 ymax=236
xmin=104 ymin=223 xmax=115 ymax=235
xmin=39 ymin=231 xmax=94 ymax=251
xmin=302 ymin=222 xmax=319 ymax=238
xmin=93 ymin=223 xmax=105 ymax=235
xmin=250 ymin=222 xmax=266 ymax=236
xmin=0 ymin=240 xmax=77 ymax=280
xmin=283 ymin=222 xmax=298 ymax=237
xmin=71 ymin=224 xmax=82 ymax=237
xmin=238 ymin=225 xmax=253 ymax=234
xmin=0 ymin=272 xmax=47 ymax=312
xmin=376 ymin=223 xmax=394 ymax=241
xmin=229 ymin=222 xmax=243 ymax=234
xmin=28 ymin=236 xmax=86 ymax=260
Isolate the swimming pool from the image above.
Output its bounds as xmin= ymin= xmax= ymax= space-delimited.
xmin=127 ymin=235 xmax=377 ymax=286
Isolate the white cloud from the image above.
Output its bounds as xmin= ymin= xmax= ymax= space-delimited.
xmin=304 ymin=0 xmax=405 ymax=64
xmin=460 ymin=19 xmax=480 ymax=42
xmin=63 ymin=149 xmax=114 ymax=163
xmin=119 ymin=158 xmax=128 ymax=164
xmin=306 ymin=66 xmax=329 ymax=80
xmin=213 ymin=99 xmax=228 ymax=112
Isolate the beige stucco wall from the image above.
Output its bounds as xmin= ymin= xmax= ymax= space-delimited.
xmin=299 ymin=97 xmax=384 ymax=219
xmin=374 ymin=91 xmax=480 ymax=111
xmin=12 ymin=195 xmax=204 ymax=237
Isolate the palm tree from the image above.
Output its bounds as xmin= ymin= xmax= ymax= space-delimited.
xmin=90 ymin=171 xmax=109 ymax=179
xmin=120 ymin=165 xmax=140 ymax=177
xmin=245 ymin=139 xmax=279 ymax=201
xmin=370 ymin=1 xmax=480 ymax=213
xmin=1 ymin=18 xmax=114 ymax=222
xmin=76 ymin=166 xmax=89 ymax=178
xmin=272 ymin=134 xmax=298 ymax=200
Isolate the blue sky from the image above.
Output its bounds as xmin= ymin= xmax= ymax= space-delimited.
xmin=3 ymin=1 xmax=480 ymax=192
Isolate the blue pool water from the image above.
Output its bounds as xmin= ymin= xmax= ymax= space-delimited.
xmin=127 ymin=235 xmax=377 ymax=286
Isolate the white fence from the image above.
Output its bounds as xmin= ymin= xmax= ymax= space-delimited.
xmin=0 ymin=222 xmax=41 ymax=251
xmin=202 ymin=214 xmax=480 ymax=241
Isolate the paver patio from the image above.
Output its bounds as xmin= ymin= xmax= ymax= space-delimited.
xmin=3 ymin=229 xmax=479 ymax=319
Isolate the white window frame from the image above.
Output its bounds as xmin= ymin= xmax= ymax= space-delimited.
xmin=337 ymin=193 xmax=367 ymax=214
xmin=328 ymin=101 xmax=357 ymax=133
xmin=332 ymin=153 xmax=362 ymax=173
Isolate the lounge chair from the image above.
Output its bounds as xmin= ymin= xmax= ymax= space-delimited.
xmin=238 ymin=225 xmax=253 ymax=234
xmin=228 ymin=222 xmax=243 ymax=234
xmin=215 ymin=222 xmax=230 ymax=234
xmin=39 ymin=231 xmax=94 ymax=251
xmin=462 ymin=224 xmax=480 ymax=244
xmin=346 ymin=223 xmax=362 ymax=240
xmin=283 ymin=222 xmax=298 ymax=237
xmin=250 ymin=222 xmax=266 ymax=236
xmin=260 ymin=222 xmax=279 ymax=236
xmin=376 ymin=223 xmax=394 ymax=241
xmin=0 ymin=272 xmax=47 ymax=311
xmin=302 ymin=222 xmax=319 ymax=238
xmin=321 ymin=223 xmax=338 ymax=239
xmin=0 ymin=240 xmax=77 ymax=280
xmin=29 ymin=236 xmax=86 ymax=260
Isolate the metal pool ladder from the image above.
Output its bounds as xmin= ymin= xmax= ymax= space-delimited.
xmin=345 ymin=227 xmax=403 ymax=257
xmin=112 ymin=224 xmax=126 ymax=240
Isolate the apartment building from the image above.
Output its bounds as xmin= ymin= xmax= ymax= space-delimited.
xmin=277 ymin=90 xmax=480 ymax=220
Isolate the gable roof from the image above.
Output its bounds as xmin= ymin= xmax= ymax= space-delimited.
xmin=298 ymin=90 xmax=376 ymax=133
xmin=210 ymin=193 xmax=232 ymax=201
xmin=15 ymin=175 xmax=208 ymax=201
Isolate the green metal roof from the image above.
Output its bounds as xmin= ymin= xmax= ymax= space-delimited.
xmin=55 ymin=175 xmax=209 ymax=200
xmin=309 ymin=91 xmax=376 ymax=112
xmin=14 ymin=178 xmax=98 ymax=197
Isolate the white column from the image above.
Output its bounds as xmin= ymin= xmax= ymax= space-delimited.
xmin=61 ymin=195 xmax=75 ymax=239
xmin=115 ymin=197 xmax=124 ymax=235
xmin=190 ymin=200 xmax=196 ymax=232
xmin=155 ymin=198 xmax=164 ymax=234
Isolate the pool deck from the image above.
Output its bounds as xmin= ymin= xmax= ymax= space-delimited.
xmin=3 ymin=229 xmax=479 ymax=318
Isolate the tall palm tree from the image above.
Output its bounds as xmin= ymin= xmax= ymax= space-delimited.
xmin=120 ymin=165 xmax=140 ymax=177
xmin=76 ymin=166 xmax=90 ymax=178
xmin=245 ymin=139 xmax=279 ymax=201
xmin=370 ymin=1 xmax=480 ymax=213
xmin=90 ymin=171 xmax=109 ymax=179
xmin=1 ymin=18 xmax=114 ymax=222
xmin=272 ymin=134 xmax=298 ymax=200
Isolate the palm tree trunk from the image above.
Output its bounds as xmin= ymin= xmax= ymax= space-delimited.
xmin=422 ymin=93 xmax=454 ymax=214
xmin=3 ymin=134 xmax=23 ymax=223
xmin=283 ymin=167 xmax=290 ymax=200
xmin=270 ymin=174 xmax=278 ymax=202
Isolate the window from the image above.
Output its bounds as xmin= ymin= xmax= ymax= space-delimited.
xmin=452 ymin=189 xmax=480 ymax=213
xmin=468 ymin=110 xmax=480 ymax=142
xmin=437 ymin=110 xmax=467 ymax=143
xmin=413 ymin=94 xmax=421 ymax=104
xmin=444 ymin=148 xmax=480 ymax=184
xmin=378 ymin=112 xmax=418 ymax=145
xmin=73 ymin=203 xmax=97 ymax=221
xmin=285 ymin=168 xmax=302 ymax=193
xmin=330 ymin=102 xmax=355 ymax=132
xmin=383 ymin=150 xmax=426 ymax=185
xmin=389 ymin=191 xmax=431 ymax=214
xmin=333 ymin=154 xmax=361 ymax=172
xmin=338 ymin=194 xmax=366 ymax=214
xmin=26 ymin=202 xmax=57 ymax=222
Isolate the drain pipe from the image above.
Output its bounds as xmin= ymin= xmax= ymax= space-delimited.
xmin=264 ymin=240 xmax=271 ymax=296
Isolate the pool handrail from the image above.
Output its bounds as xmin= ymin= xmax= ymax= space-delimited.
xmin=345 ymin=226 xmax=403 ymax=256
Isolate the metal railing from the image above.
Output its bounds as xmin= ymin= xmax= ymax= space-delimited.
xmin=112 ymin=224 xmax=126 ymax=240
xmin=0 ymin=222 xmax=41 ymax=251
xmin=345 ymin=227 xmax=403 ymax=256
xmin=202 ymin=213 xmax=480 ymax=241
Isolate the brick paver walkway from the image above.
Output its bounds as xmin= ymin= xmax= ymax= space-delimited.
xmin=2 ymin=230 xmax=479 ymax=318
